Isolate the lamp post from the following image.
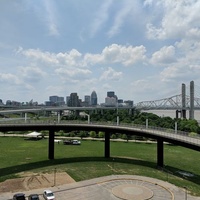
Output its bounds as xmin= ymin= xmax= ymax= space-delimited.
xmin=54 ymin=168 xmax=56 ymax=186
xmin=175 ymin=121 xmax=177 ymax=134
xmin=183 ymin=187 xmax=187 ymax=200
xmin=81 ymin=112 xmax=90 ymax=124
xmin=146 ymin=119 xmax=148 ymax=129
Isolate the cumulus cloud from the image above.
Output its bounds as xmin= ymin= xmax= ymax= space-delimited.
xmin=146 ymin=0 xmax=200 ymax=40
xmin=160 ymin=62 xmax=200 ymax=83
xmin=0 ymin=73 xmax=22 ymax=85
xmin=18 ymin=47 xmax=83 ymax=67
xmin=101 ymin=44 xmax=146 ymax=66
xmin=18 ymin=44 xmax=146 ymax=68
xmin=19 ymin=66 xmax=47 ymax=82
xmin=151 ymin=45 xmax=176 ymax=65
xmin=100 ymin=67 xmax=122 ymax=81
xmin=55 ymin=67 xmax=92 ymax=81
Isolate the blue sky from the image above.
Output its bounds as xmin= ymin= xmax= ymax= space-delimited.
xmin=1 ymin=0 xmax=200 ymax=104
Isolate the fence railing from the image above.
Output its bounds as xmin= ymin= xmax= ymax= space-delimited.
xmin=0 ymin=119 xmax=200 ymax=146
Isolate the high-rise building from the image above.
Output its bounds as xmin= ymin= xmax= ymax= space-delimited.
xmin=68 ymin=93 xmax=80 ymax=107
xmin=105 ymin=97 xmax=117 ymax=107
xmin=84 ymin=95 xmax=90 ymax=106
xmin=107 ymin=91 xmax=115 ymax=98
xmin=48 ymin=95 xmax=65 ymax=106
xmin=91 ymin=91 xmax=97 ymax=106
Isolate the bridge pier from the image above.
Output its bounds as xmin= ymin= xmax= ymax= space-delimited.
xmin=48 ymin=129 xmax=55 ymax=160
xmin=157 ymin=138 xmax=164 ymax=168
xmin=104 ymin=132 xmax=110 ymax=158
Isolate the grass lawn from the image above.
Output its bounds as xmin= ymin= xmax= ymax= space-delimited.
xmin=0 ymin=136 xmax=200 ymax=196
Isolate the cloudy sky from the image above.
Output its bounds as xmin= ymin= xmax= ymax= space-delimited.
xmin=1 ymin=0 xmax=200 ymax=104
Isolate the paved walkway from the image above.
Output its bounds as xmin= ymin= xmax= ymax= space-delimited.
xmin=1 ymin=175 xmax=200 ymax=200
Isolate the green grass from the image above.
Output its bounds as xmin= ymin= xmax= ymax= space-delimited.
xmin=0 ymin=137 xmax=200 ymax=196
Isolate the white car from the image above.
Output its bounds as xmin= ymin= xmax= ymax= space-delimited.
xmin=72 ymin=140 xmax=81 ymax=145
xmin=43 ymin=190 xmax=55 ymax=200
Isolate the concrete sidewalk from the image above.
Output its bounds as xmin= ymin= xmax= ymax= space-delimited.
xmin=1 ymin=175 xmax=200 ymax=200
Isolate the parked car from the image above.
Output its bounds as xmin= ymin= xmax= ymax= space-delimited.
xmin=63 ymin=139 xmax=72 ymax=145
xmin=63 ymin=139 xmax=81 ymax=145
xmin=13 ymin=193 xmax=26 ymax=200
xmin=72 ymin=140 xmax=81 ymax=145
xmin=43 ymin=190 xmax=55 ymax=200
xmin=28 ymin=194 xmax=40 ymax=200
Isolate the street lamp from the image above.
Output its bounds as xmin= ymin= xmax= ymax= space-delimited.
xmin=183 ymin=186 xmax=187 ymax=200
xmin=54 ymin=168 xmax=56 ymax=186
xmin=80 ymin=112 xmax=90 ymax=124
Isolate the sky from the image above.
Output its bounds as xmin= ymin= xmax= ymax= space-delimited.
xmin=1 ymin=0 xmax=200 ymax=105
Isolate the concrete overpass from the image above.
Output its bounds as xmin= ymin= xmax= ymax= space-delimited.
xmin=0 ymin=122 xmax=200 ymax=168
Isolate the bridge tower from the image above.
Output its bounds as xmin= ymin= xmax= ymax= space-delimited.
xmin=181 ymin=83 xmax=186 ymax=118
xmin=189 ymin=80 xmax=194 ymax=119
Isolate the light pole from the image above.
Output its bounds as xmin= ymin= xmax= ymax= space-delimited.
xmin=80 ymin=112 xmax=90 ymax=124
xmin=183 ymin=187 xmax=187 ymax=200
xmin=175 ymin=121 xmax=177 ymax=134
xmin=54 ymin=168 xmax=56 ymax=186
xmin=146 ymin=119 xmax=148 ymax=129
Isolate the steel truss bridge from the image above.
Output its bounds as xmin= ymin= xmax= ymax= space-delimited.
xmin=135 ymin=94 xmax=200 ymax=110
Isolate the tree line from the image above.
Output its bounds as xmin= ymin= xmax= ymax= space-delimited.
xmin=62 ymin=109 xmax=200 ymax=135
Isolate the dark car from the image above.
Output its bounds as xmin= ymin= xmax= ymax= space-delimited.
xmin=63 ymin=139 xmax=81 ymax=145
xmin=63 ymin=140 xmax=73 ymax=145
xmin=28 ymin=194 xmax=40 ymax=200
xmin=13 ymin=193 xmax=26 ymax=200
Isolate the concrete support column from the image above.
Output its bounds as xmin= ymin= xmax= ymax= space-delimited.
xmin=87 ymin=115 xmax=90 ymax=124
xmin=146 ymin=119 xmax=148 ymax=129
xmin=57 ymin=112 xmax=60 ymax=123
xmin=157 ymin=138 xmax=164 ymax=168
xmin=182 ymin=83 xmax=186 ymax=119
xmin=117 ymin=116 xmax=119 ymax=126
xmin=104 ymin=132 xmax=110 ymax=158
xmin=190 ymin=80 xmax=194 ymax=119
xmin=48 ymin=129 xmax=55 ymax=160
xmin=175 ymin=121 xmax=177 ymax=134
xmin=25 ymin=113 xmax=27 ymax=123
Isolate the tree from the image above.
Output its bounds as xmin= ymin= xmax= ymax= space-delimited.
xmin=79 ymin=131 xmax=87 ymax=139
xmin=98 ymin=131 xmax=105 ymax=138
xmin=121 ymin=134 xmax=128 ymax=142
xmin=111 ymin=134 xmax=117 ymax=139
xmin=89 ymin=131 xmax=96 ymax=139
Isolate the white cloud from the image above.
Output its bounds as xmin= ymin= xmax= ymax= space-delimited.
xmin=55 ymin=67 xmax=92 ymax=81
xmin=160 ymin=62 xmax=200 ymax=83
xmin=43 ymin=0 xmax=59 ymax=36
xmin=0 ymin=73 xmax=22 ymax=85
xmin=18 ymin=44 xmax=146 ymax=68
xmin=107 ymin=0 xmax=133 ymax=37
xmin=100 ymin=67 xmax=122 ymax=81
xmin=101 ymin=44 xmax=146 ymax=66
xmin=19 ymin=66 xmax=46 ymax=82
xmin=90 ymin=0 xmax=113 ymax=37
xmin=151 ymin=45 xmax=176 ymax=65
xmin=146 ymin=0 xmax=200 ymax=40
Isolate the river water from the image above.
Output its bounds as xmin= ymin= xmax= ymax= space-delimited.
xmin=143 ymin=110 xmax=200 ymax=122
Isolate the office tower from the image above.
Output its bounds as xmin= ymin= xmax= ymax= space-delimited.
xmin=91 ymin=91 xmax=97 ymax=106
xmin=68 ymin=93 xmax=80 ymax=107
xmin=107 ymin=91 xmax=115 ymax=98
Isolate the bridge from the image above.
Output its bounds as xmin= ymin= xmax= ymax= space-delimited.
xmin=0 ymin=122 xmax=199 ymax=168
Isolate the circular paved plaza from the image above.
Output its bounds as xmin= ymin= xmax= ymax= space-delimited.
xmin=1 ymin=175 xmax=200 ymax=200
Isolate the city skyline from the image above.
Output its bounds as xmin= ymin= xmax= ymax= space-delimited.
xmin=1 ymin=1 xmax=200 ymax=104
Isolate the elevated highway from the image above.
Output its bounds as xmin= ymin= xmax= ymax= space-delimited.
xmin=0 ymin=122 xmax=199 ymax=168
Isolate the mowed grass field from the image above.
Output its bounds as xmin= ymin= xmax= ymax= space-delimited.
xmin=0 ymin=136 xmax=200 ymax=196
